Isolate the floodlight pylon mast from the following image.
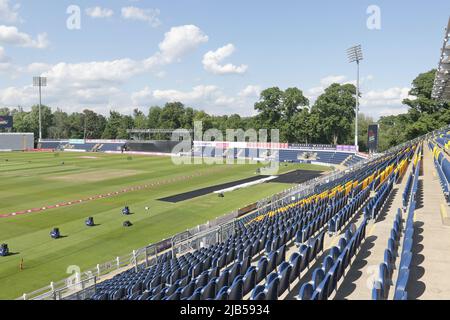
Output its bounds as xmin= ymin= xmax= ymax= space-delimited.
xmin=33 ymin=76 xmax=47 ymax=142
xmin=347 ymin=45 xmax=363 ymax=152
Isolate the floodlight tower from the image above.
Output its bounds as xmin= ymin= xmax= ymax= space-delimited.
xmin=33 ymin=76 xmax=47 ymax=141
xmin=347 ymin=45 xmax=363 ymax=152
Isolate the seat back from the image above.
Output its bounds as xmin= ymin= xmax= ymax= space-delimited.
xmin=227 ymin=279 xmax=244 ymax=300
xmin=298 ymin=282 xmax=314 ymax=300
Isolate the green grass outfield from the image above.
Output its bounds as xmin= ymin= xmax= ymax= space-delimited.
xmin=0 ymin=151 xmax=330 ymax=299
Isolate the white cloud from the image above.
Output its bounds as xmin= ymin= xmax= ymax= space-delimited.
xmin=121 ymin=6 xmax=161 ymax=27
xmin=35 ymin=25 xmax=208 ymax=87
xmin=151 ymin=25 xmax=209 ymax=65
xmin=155 ymin=70 xmax=166 ymax=78
xmin=306 ymin=75 xmax=347 ymax=100
xmin=86 ymin=7 xmax=114 ymax=18
xmin=304 ymin=74 xmax=411 ymax=119
xmin=131 ymin=84 xmax=260 ymax=116
xmin=22 ymin=62 xmax=52 ymax=74
xmin=0 ymin=62 xmax=13 ymax=74
xmin=0 ymin=46 xmax=44 ymax=78
xmin=359 ymin=87 xmax=411 ymax=118
xmin=133 ymin=85 xmax=221 ymax=106
xmin=0 ymin=25 xmax=210 ymax=113
xmin=42 ymin=59 xmax=142 ymax=85
xmin=306 ymin=74 xmax=374 ymax=101
xmin=0 ymin=83 xmax=130 ymax=114
xmin=202 ymin=44 xmax=248 ymax=75
xmin=320 ymin=75 xmax=347 ymax=86
xmin=0 ymin=46 xmax=18 ymax=76
xmin=0 ymin=60 xmax=53 ymax=78
xmin=130 ymin=86 xmax=152 ymax=105
xmin=154 ymin=85 xmax=220 ymax=103
xmin=0 ymin=0 xmax=21 ymax=24
xmin=15 ymin=24 xmax=207 ymax=86
xmin=0 ymin=45 xmax=7 ymax=61
xmin=0 ymin=25 xmax=49 ymax=48
xmin=238 ymin=85 xmax=261 ymax=98
xmin=362 ymin=87 xmax=411 ymax=106
xmin=0 ymin=85 xmax=34 ymax=106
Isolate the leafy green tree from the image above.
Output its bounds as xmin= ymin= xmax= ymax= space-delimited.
xmin=403 ymin=69 xmax=448 ymax=114
xmin=83 ymin=109 xmax=106 ymax=139
xmin=282 ymin=87 xmax=309 ymax=120
xmin=345 ymin=113 xmax=374 ymax=152
xmin=193 ymin=110 xmax=213 ymax=131
xmin=102 ymin=111 xmax=123 ymax=139
xmin=160 ymin=102 xmax=186 ymax=129
xmin=148 ymin=106 xmax=162 ymax=128
xmin=377 ymin=114 xmax=409 ymax=151
xmin=226 ymin=114 xmax=242 ymax=131
xmin=182 ymin=107 xmax=195 ymax=129
xmin=0 ymin=107 xmax=10 ymax=116
xmin=133 ymin=109 xmax=147 ymax=129
xmin=288 ymin=108 xmax=319 ymax=144
xmin=311 ymin=83 xmax=356 ymax=144
xmin=254 ymin=87 xmax=309 ymax=141
xmin=47 ymin=109 xmax=69 ymax=139
xmin=25 ymin=105 xmax=53 ymax=139
xmin=12 ymin=109 xmax=33 ymax=134
xmin=67 ymin=112 xmax=85 ymax=138
xmin=254 ymin=87 xmax=284 ymax=127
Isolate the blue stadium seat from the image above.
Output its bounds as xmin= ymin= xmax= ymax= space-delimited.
xmin=297 ymin=282 xmax=314 ymax=300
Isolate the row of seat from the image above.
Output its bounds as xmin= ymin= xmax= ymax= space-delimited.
xmin=148 ymin=230 xmax=323 ymax=301
xmin=298 ymin=219 xmax=367 ymax=300
xmin=344 ymin=155 xmax=366 ymax=167
xmin=328 ymin=186 xmax=371 ymax=234
xmin=250 ymin=232 xmax=325 ymax=300
xmin=364 ymin=178 xmax=394 ymax=221
xmin=393 ymin=149 xmax=421 ymax=300
xmin=430 ymin=141 xmax=450 ymax=200
xmin=402 ymin=174 xmax=414 ymax=210
xmin=371 ymin=144 xmax=421 ymax=300
xmin=193 ymin=147 xmax=360 ymax=166
xmin=372 ymin=209 xmax=403 ymax=300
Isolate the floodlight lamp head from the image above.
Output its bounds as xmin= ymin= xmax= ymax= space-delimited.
xmin=33 ymin=76 xmax=47 ymax=87
xmin=347 ymin=45 xmax=363 ymax=63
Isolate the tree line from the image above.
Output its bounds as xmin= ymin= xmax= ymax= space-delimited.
xmin=0 ymin=69 xmax=448 ymax=152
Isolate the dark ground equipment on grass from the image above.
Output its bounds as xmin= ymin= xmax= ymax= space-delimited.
xmin=50 ymin=228 xmax=61 ymax=239
xmin=122 ymin=206 xmax=131 ymax=215
xmin=218 ymin=193 xmax=224 ymax=198
xmin=123 ymin=221 xmax=133 ymax=227
xmin=0 ymin=243 xmax=9 ymax=257
xmin=85 ymin=217 xmax=95 ymax=227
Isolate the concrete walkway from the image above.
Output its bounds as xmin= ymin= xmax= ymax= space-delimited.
xmin=405 ymin=143 xmax=450 ymax=299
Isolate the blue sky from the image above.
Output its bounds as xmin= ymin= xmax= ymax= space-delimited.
xmin=0 ymin=0 xmax=449 ymax=119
